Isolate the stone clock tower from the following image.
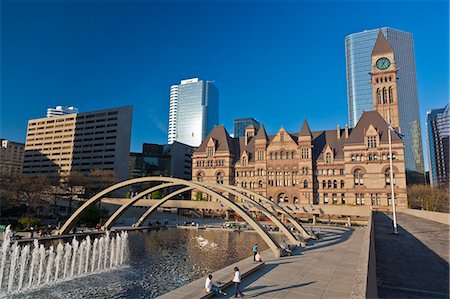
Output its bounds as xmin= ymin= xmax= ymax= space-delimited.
xmin=370 ymin=31 xmax=400 ymax=130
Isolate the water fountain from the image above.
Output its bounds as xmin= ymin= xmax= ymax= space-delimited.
xmin=0 ymin=225 xmax=128 ymax=295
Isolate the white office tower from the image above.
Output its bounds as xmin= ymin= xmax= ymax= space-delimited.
xmin=168 ymin=85 xmax=179 ymax=144
xmin=167 ymin=78 xmax=219 ymax=147
xmin=47 ymin=105 xmax=79 ymax=117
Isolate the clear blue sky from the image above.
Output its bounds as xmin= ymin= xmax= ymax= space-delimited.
xmin=1 ymin=0 xmax=448 ymax=169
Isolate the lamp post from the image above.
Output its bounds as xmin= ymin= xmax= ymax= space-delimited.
xmin=387 ymin=107 xmax=398 ymax=235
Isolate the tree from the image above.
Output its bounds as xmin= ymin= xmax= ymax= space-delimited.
xmin=407 ymin=184 xmax=449 ymax=213
xmin=12 ymin=175 xmax=52 ymax=217
xmin=84 ymin=169 xmax=118 ymax=198
xmin=151 ymin=190 xmax=162 ymax=199
xmin=195 ymin=192 xmax=203 ymax=201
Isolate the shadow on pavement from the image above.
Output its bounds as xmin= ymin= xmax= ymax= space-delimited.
xmin=374 ymin=212 xmax=449 ymax=298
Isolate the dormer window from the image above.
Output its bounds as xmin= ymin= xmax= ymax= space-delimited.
xmin=325 ymin=153 xmax=332 ymax=164
xmin=367 ymin=136 xmax=377 ymax=148
xmin=207 ymin=146 xmax=214 ymax=157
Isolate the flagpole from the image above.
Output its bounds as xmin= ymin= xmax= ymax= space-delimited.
xmin=387 ymin=107 xmax=398 ymax=234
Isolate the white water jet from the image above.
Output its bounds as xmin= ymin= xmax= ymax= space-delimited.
xmin=17 ymin=244 xmax=30 ymax=291
xmin=0 ymin=226 xmax=128 ymax=294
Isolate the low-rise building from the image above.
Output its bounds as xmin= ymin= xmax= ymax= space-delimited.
xmin=0 ymin=139 xmax=25 ymax=176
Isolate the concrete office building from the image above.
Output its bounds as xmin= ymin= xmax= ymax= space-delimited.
xmin=129 ymin=141 xmax=195 ymax=180
xmin=345 ymin=28 xmax=424 ymax=175
xmin=23 ymin=106 xmax=132 ymax=181
xmin=0 ymin=139 xmax=25 ymax=176
xmin=167 ymin=78 xmax=219 ymax=147
xmin=234 ymin=117 xmax=260 ymax=138
xmin=47 ymin=106 xmax=79 ymax=118
xmin=426 ymin=105 xmax=449 ymax=186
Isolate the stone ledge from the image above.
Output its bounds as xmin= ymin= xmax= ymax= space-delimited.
xmin=156 ymin=255 xmax=266 ymax=299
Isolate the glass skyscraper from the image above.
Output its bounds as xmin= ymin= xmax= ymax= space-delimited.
xmin=234 ymin=117 xmax=260 ymax=137
xmin=345 ymin=27 xmax=424 ymax=173
xmin=426 ymin=105 xmax=449 ymax=186
xmin=167 ymin=78 xmax=219 ymax=147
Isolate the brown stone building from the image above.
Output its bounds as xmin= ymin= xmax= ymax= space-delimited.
xmin=192 ymin=111 xmax=407 ymax=207
xmin=192 ymin=31 xmax=407 ymax=207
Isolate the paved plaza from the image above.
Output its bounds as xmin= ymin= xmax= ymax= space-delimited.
xmin=157 ymin=225 xmax=366 ymax=299
xmin=374 ymin=212 xmax=449 ymax=298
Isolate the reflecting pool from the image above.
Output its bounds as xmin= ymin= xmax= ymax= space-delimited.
xmin=8 ymin=228 xmax=274 ymax=298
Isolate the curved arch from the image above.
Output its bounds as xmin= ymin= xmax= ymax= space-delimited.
xmin=102 ymin=182 xmax=179 ymax=230
xmin=59 ymin=177 xmax=282 ymax=257
xmin=225 ymin=185 xmax=313 ymax=240
xmin=134 ymin=186 xmax=193 ymax=228
xmin=195 ymin=182 xmax=303 ymax=246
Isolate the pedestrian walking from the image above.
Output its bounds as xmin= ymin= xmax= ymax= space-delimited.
xmin=253 ymin=243 xmax=258 ymax=261
xmin=233 ymin=267 xmax=244 ymax=297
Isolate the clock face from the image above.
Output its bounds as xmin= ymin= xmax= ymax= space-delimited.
xmin=376 ymin=57 xmax=390 ymax=70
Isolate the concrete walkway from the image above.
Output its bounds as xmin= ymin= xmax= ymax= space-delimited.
xmin=374 ymin=212 xmax=449 ymax=298
xmin=209 ymin=225 xmax=366 ymax=299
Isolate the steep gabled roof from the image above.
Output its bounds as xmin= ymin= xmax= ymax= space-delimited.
xmin=346 ymin=111 xmax=402 ymax=145
xmin=299 ymin=119 xmax=312 ymax=138
xmin=254 ymin=124 xmax=269 ymax=141
xmin=372 ymin=31 xmax=393 ymax=55
xmin=196 ymin=125 xmax=234 ymax=152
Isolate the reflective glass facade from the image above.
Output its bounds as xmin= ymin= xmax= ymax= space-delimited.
xmin=168 ymin=78 xmax=218 ymax=147
xmin=345 ymin=27 xmax=424 ymax=173
xmin=233 ymin=117 xmax=260 ymax=137
xmin=426 ymin=105 xmax=449 ymax=186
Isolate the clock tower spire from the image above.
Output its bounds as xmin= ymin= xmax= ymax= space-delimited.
xmin=370 ymin=31 xmax=400 ymax=130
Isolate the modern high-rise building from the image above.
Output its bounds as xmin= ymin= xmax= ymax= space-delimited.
xmin=167 ymin=78 xmax=219 ymax=147
xmin=0 ymin=139 xmax=25 ymax=176
xmin=234 ymin=117 xmax=261 ymax=138
xmin=46 ymin=106 xmax=79 ymax=117
xmin=426 ymin=105 xmax=449 ymax=186
xmin=23 ymin=106 xmax=132 ymax=181
xmin=128 ymin=142 xmax=194 ymax=179
xmin=345 ymin=28 xmax=424 ymax=174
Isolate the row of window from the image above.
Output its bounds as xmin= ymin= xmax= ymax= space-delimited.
xmin=351 ymin=153 xmax=396 ymax=162
xmin=318 ymin=168 xmax=345 ymax=176
xmin=196 ymin=160 xmax=225 ymax=167
xmin=376 ymin=86 xmax=394 ymax=104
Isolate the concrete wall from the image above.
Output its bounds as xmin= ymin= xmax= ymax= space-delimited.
xmin=351 ymin=212 xmax=377 ymax=299
xmin=398 ymin=208 xmax=450 ymax=225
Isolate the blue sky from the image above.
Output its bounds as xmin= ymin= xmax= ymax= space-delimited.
xmin=1 ymin=0 xmax=448 ymax=169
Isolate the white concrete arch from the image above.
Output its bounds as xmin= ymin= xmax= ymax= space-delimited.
xmin=57 ymin=177 xmax=282 ymax=257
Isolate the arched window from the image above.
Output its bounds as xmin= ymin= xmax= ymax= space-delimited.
xmin=376 ymin=78 xmax=379 ymax=84
xmin=385 ymin=169 xmax=395 ymax=185
xmin=305 ymin=167 xmax=308 ymax=175
xmin=269 ymin=152 xmax=273 ymax=160
xmin=333 ymin=180 xmax=337 ymax=188
xmin=376 ymin=88 xmax=381 ymax=104
xmin=327 ymin=180 xmax=332 ymax=188
xmin=242 ymin=157 xmax=247 ymax=166
xmin=326 ymin=153 xmax=332 ymax=164
xmin=281 ymin=151 xmax=285 ymax=159
xmin=322 ymin=180 xmax=326 ymax=189
xmin=197 ymin=172 xmax=205 ymax=182
xmin=303 ymin=180 xmax=308 ymax=188
xmin=275 ymin=152 xmax=278 ymax=160
xmin=216 ymin=172 xmax=223 ymax=184
xmin=291 ymin=151 xmax=295 ymax=159
xmin=388 ymin=86 xmax=393 ymax=103
xmin=340 ymin=180 xmax=344 ymax=188
xmin=354 ymin=169 xmax=363 ymax=186
xmin=369 ymin=154 xmax=373 ymax=161
xmin=382 ymin=87 xmax=387 ymax=104
xmin=258 ymin=180 xmax=263 ymax=188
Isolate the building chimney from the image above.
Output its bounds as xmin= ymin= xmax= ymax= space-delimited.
xmin=345 ymin=124 xmax=349 ymax=138
xmin=337 ymin=125 xmax=341 ymax=139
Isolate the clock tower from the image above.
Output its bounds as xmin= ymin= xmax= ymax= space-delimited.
xmin=370 ymin=31 xmax=400 ymax=130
